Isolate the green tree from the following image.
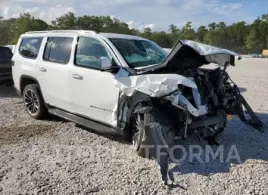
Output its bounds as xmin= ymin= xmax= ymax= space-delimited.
xmin=1 ymin=12 xmax=268 ymax=54
xmin=149 ymin=31 xmax=173 ymax=48
xmin=168 ymin=24 xmax=180 ymax=46
xmin=245 ymin=29 xmax=259 ymax=52
xmin=180 ymin=22 xmax=195 ymax=40
xmin=0 ymin=18 xmax=16 ymax=45
xmin=9 ymin=13 xmax=48 ymax=44
xmin=196 ymin=26 xmax=208 ymax=43
xmin=217 ymin=22 xmax=226 ymax=30
xmin=144 ymin=27 xmax=152 ymax=34
xmin=51 ymin=12 xmax=77 ymax=30
xmin=169 ymin=24 xmax=179 ymax=34
xmin=208 ymin=22 xmax=217 ymax=31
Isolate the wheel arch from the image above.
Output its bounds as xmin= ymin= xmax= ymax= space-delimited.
xmin=118 ymin=91 xmax=179 ymax=138
xmin=20 ymin=75 xmax=40 ymax=92
xmin=20 ymin=75 xmax=47 ymax=107
xmin=117 ymin=91 xmax=156 ymax=137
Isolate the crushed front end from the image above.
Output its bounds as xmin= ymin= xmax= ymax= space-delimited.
xmin=151 ymin=64 xmax=265 ymax=148
xmin=114 ymin=40 xmax=266 ymax=185
xmin=122 ymin=64 xmax=266 ymax=185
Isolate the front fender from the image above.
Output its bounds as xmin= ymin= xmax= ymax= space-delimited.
xmin=115 ymin=73 xmax=197 ymax=97
xmin=115 ymin=74 xmax=208 ymax=126
xmin=116 ymin=91 xmax=151 ymax=130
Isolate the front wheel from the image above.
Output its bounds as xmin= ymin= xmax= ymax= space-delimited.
xmin=132 ymin=111 xmax=175 ymax=159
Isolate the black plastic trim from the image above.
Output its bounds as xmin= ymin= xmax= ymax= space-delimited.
xmin=48 ymin=108 xmax=122 ymax=135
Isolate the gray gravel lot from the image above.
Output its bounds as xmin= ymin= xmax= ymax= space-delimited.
xmin=0 ymin=58 xmax=268 ymax=195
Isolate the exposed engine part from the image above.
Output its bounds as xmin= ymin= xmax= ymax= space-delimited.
xmin=188 ymin=114 xmax=226 ymax=129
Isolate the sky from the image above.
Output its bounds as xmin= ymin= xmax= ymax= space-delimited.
xmin=0 ymin=0 xmax=267 ymax=31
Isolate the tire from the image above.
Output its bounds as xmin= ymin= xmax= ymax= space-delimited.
xmin=132 ymin=111 xmax=175 ymax=159
xmin=22 ymin=84 xmax=47 ymax=119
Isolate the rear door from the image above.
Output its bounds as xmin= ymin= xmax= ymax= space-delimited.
xmin=38 ymin=36 xmax=75 ymax=112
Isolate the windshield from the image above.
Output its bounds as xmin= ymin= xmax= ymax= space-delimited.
xmin=109 ymin=38 xmax=168 ymax=68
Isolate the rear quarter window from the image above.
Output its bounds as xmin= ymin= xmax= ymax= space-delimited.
xmin=19 ymin=37 xmax=43 ymax=59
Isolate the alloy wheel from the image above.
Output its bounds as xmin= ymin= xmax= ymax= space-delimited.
xmin=132 ymin=114 xmax=144 ymax=151
xmin=24 ymin=89 xmax=39 ymax=116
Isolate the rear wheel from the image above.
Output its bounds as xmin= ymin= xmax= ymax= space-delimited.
xmin=23 ymin=84 xmax=47 ymax=119
xmin=132 ymin=111 xmax=175 ymax=158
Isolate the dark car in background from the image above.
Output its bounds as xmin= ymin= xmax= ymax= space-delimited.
xmin=0 ymin=46 xmax=13 ymax=84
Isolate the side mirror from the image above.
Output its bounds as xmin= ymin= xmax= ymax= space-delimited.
xmin=100 ymin=56 xmax=112 ymax=70
xmin=100 ymin=56 xmax=120 ymax=73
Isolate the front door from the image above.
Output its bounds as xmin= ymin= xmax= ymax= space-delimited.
xmin=69 ymin=36 xmax=120 ymax=127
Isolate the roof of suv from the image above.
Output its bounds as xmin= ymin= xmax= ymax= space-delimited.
xmin=22 ymin=30 xmax=146 ymax=40
xmin=100 ymin=33 xmax=147 ymax=40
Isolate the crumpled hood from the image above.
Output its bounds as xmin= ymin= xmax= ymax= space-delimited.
xmin=115 ymin=74 xmax=197 ymax=97
xmin=180 ymin=40 xmax=240 ymax=57
xmin=136 ymin=40 xmax=241 ymax=74
xmin=115 ymin=72 xmax=208 ymax=117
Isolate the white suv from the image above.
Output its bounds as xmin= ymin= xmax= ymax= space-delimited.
xmin=12 ymin=30 xmax=264 ymax=184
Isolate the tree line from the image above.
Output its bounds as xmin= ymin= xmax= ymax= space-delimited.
xmin=1 ymin=12 xmax=268 ymax=54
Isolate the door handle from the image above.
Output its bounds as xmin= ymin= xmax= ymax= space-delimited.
xmin=40 ymin=67 xmax=47 ymax=72
xmin=71 ymin=73 xmax=83 ymax=80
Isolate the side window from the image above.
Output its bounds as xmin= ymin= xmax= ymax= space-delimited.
xmin=75 ymin=37 xmax=113 ymax=69
xmin=19 ymin=37 xmax=43 ymax=59
xmin=43 ymin=37 xmax=73 ymax=64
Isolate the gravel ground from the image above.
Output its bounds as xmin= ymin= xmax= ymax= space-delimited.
xmin=0 ymin=58 xmax=268 ymax=195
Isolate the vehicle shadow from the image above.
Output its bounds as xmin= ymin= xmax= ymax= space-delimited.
xmin=168 ymin=113 xmax=268 ymax=179
xmin=75 ymin=124 xmax=130 ymax=144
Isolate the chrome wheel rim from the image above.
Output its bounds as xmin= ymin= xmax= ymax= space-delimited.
xmin=24 ymin=89 xmax=39 ymax=115
xmin=132 ymin=114 xmax=144 ymax=151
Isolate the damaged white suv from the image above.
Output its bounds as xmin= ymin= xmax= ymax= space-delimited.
xmin=12 ymin=30 xmax=265 ymax=183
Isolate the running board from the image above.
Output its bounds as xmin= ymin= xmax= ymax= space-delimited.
xmin=48 ymin=108 xmax=120 ymax=135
